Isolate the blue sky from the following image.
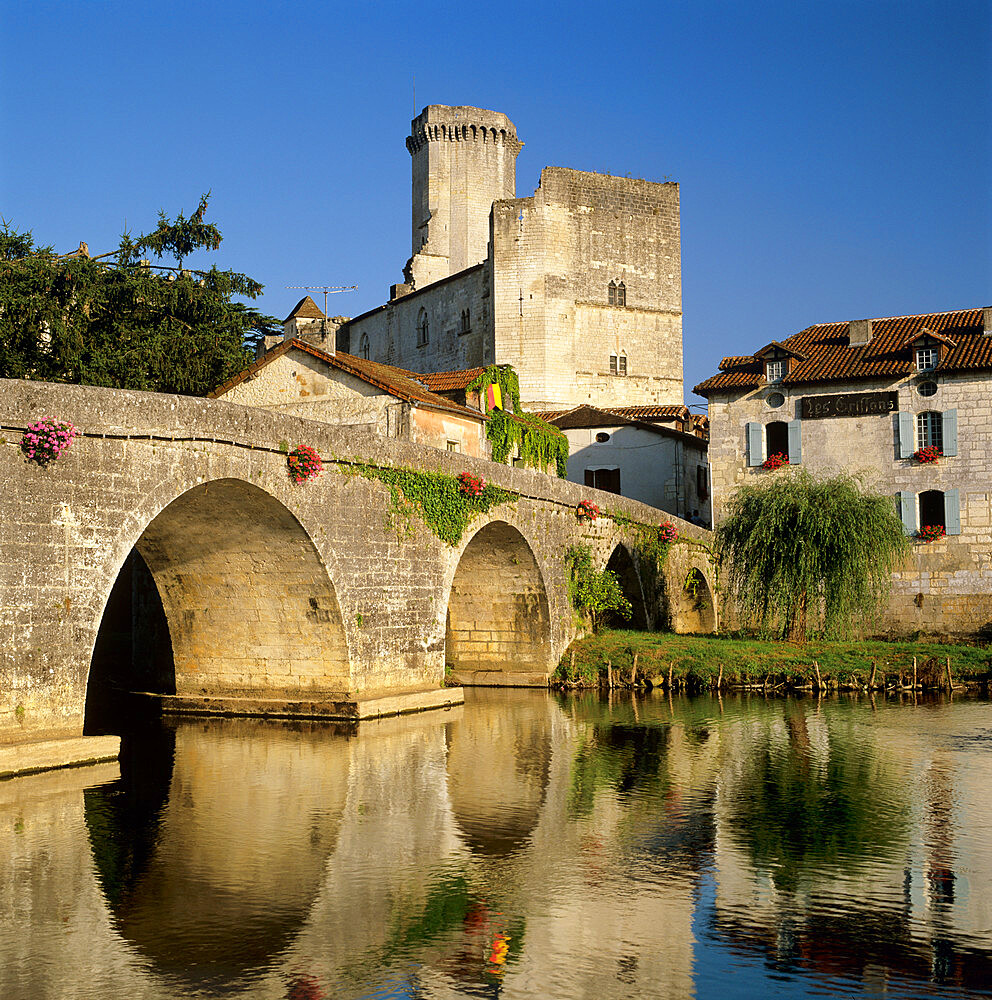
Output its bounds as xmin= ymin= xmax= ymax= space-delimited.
xmin=2 ymin=0 xmax=989 ymax=403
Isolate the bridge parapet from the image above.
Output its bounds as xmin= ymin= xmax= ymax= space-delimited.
xmin=0 ymin=380 xmax=714 ymax=744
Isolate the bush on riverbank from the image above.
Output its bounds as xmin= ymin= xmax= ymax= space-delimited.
xmin=555 ymin=630 xmax=992 ymax=692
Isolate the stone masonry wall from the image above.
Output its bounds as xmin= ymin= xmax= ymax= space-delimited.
xmin=492 ymin=168 xmax=683 ymax=410
xmin=0 ymin=379 xmax=712 ymax=742
xmin=707 ymin=371 xmax=992 ymax=636
xmin=339 ymin=263 xmax=492 ymax=375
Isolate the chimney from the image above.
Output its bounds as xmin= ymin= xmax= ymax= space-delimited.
xmin=848 ymin=319 xmax=873 ymax=346
xmin=983 ymin=306 xmax=992 ymax=336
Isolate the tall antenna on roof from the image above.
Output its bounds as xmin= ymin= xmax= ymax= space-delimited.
xmin=285 ymin=284 xmax=358 ymax=331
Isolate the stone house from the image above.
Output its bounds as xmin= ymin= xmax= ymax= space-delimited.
xmin=694 ymin=306 xmax=992 ymax=636
xmin=536 ymin=404 xmax=710 ymax=523
xmin=208 ymin=338 xmax=489 ymax=458
xmin=269 ymin=105 xmax=683 ymax=413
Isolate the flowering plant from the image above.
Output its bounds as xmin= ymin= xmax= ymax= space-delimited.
xmin=20 ymin=418 xmax=77 ymax=466
xmin=912 ymin=446 xmax=941 ymax=465
xmin=658 ymin=521 xmax=678 ymax=544
xmin=916 ymin=524 xmax=946 ymax=543
xmin=762 ymin=452 xmax=789 ymax=470
xmin=457 ymin=471 xmax=484 ymax=497
xmin=287 ymin=445 xmax=322 ymax=483
xmin=576 ymin=500 xmax=600 ymax=521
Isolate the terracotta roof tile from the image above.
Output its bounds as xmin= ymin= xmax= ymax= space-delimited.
xmin=694 ymin=307 xmax=989 ymax=395
xmin=419 ymin=367 xmax=487 ymax=392
xmin=208 ymin=339 xmax=485 ymax=421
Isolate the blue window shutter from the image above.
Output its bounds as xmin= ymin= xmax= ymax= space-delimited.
xmin=942 ymin=409 xmax=957 ymax=456
xmin=944 ymin=489 xmax=961 ymax=535
xmin=897 ymin=492 xmax=918 ymax=535
xmin=787 ymin=420 xmax=802 ymax=464
xmin=746 ymin=422 xmax=762 ymax=466
xmin=898 ymin=412 xmax=914 ymax=458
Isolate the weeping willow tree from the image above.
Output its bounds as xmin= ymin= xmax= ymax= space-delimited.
xmin=716 ymin=469 xmax=909 ymax=641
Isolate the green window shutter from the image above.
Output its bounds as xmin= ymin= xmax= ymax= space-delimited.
xmin=944 ymin=489 xmax=961 ymax=535
xmin=746 ymin=422 xmax=763 ymax=466
xmin=898 ymin=412 xmax=914 ymax=458
xmin=787 ymin=420 xmax=802 ymax=464
xmin=942 ymin=409 xmax=957 ymax=456
xmin=897 ymin=491 xmax=918 ymax=535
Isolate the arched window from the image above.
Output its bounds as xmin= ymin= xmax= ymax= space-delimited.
xmin=608 ymin=280 xmax=617 ymax=306
xmin=460 ymin=309 xmax=471 ymax=335
xmin=616 ymin=281 xmax=626 ymax=307
xmin=417 ymin=308 xmax=429 ymax=347
xmin=917 ymin=410 xmax=942 ymax=450
xmin=359 ymin=333 xmax=370 ymax=360
xmin=766 ymin=420 xmax=789 ymax=459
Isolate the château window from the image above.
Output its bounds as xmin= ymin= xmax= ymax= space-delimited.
xmin=459 ymin=308 xmax=471 ymax=335
xmin=608 ymin=281 xmax=617 ymax=305
xmin=916 ymin=347 xmax=938 ymax=371
xmin=919 ymin=490 xmax=946 ymax=531
xmin=917 ymin=410 xmax=943 ymax=451
xmin=609 ymin=353 xmax=628 ymax=376
xmin=417 ymin=309 xmax=429 ymax=347
xmin=608 ymin=280 xmax=626 ymax=307
xmin=359 ymin=333 xmax=370 ymax=359
xmin=766 ymin=360 xmax=785 ymax=382
xmin=766 ymin=420 xmax=789 ymax=457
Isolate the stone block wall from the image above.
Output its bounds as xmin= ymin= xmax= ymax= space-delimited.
xmin=0 ymin=379 xmax=712 ymax=741
xmin=492 ymin=167 xmax=683 ymax=410
xmin=338 ymin=263 xmax=492 ymax=374
xmin=706 ymin=372 xmax=992 ymax=636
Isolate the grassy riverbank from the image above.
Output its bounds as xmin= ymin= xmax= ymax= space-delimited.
xmin=555 ymin=630 xmax=992 ymax=692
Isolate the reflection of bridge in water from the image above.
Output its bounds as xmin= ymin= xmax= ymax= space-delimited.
xmin=3 ymin=693 xmax=989 ymax=999
xmin=0 ymin=379 xmax=716 ymax=746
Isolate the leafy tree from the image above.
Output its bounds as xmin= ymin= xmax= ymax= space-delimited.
xmin=0 ymin=194 xmax=278 ymax=396
xmin=716 ymin=469 xmax=909 ymax=641
xmin=566 ymin=544 xmax=632 ymax=632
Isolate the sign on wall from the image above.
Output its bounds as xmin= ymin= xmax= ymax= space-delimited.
xmin=800 ymin=391 xmax=898 ymax=419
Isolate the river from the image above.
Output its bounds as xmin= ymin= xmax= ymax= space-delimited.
xmin=2 ymin=689 xmax=990 ymax=998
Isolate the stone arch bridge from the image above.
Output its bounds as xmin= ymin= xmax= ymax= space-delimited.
xmin=0 ymin=380 xmax=716 ymax=742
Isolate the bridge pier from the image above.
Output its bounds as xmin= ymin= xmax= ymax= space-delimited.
xmin=0 ymin=379 xmax=716 ymax=758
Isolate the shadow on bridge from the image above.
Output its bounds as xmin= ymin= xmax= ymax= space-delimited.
xmin=444 ymin=520 xmax=553 ymax=687
xmin=84 ymin=478 xmax=350 ymax=733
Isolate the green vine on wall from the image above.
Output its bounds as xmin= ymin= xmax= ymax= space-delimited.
xmin=565 ymin=544 xmax=631 ymax=632
xmin=466 ymin=364 xmax=569 ymax=478
xmin=347 ymin=461 xmax=517 ymax=546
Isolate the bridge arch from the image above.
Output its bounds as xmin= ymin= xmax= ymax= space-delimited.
xmin=603 ymin=543 xmax=650 ymax=630
xmin=86 ymin=477 xmax=349 ymax=726
xmin=443 ymin=519 xmax=552 ymax=686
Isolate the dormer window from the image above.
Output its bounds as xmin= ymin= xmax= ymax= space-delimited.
xmin=766 ymin=360 xmax=785 ymax=382
xmin=916 ymin=347 xmax=938 ymax=371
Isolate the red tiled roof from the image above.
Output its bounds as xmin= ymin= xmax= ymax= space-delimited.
xmin=419 ymin=367 xmax=486 ymax=392
xmin=537 ymin=404 xmax=707 ymax=445
xmin=531 ymin=404 xmax=690 ymax=423
xmin=694 ymin=307 xmax=990 ymax=396
xmin=208 ymin=339 xmax=485 ymax=421
xmin=283 ymin=296 xmax=325 ymax=323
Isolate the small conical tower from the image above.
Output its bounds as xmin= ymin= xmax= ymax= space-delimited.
xmin=405 ymin=105 xmax=522 ymax=288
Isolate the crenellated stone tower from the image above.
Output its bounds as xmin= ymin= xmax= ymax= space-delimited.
xmin=404 ymin=105 xmax=522 ymax=289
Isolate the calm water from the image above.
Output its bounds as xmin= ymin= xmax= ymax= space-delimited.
xmin=2 ymin=690 xmax=991 ymax=999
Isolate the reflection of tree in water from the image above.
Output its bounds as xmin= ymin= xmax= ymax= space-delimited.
xmin=726 ymin=703 xmax=910 ymax=893
xmin=568 ymin=723 xmax=671 ymax=818
xmin=381 ymin=872 xmax=527 ymax=997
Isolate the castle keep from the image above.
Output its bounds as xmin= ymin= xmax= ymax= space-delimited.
xmin=333 ymin=105 xmax=683 ymax=412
